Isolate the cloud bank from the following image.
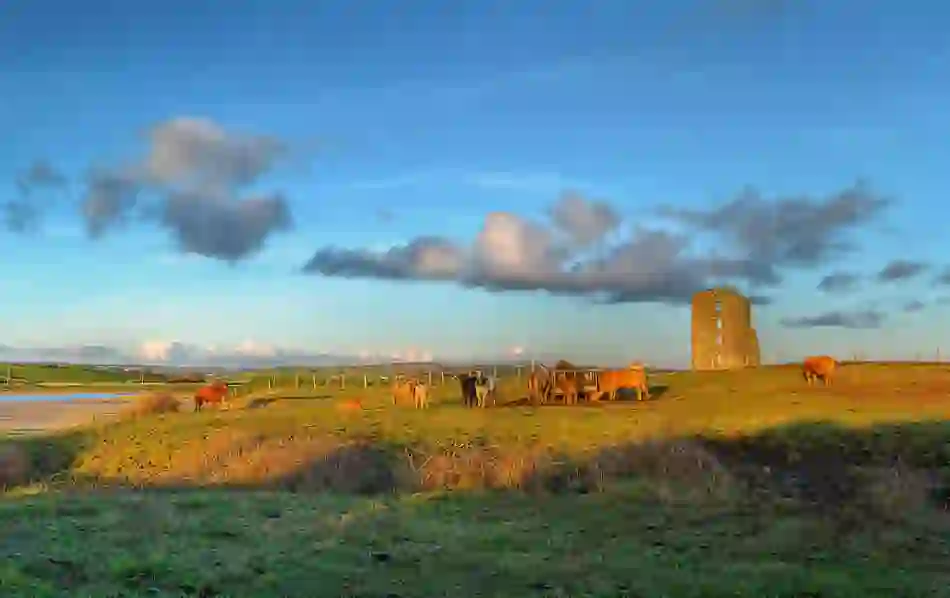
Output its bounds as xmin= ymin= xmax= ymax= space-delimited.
xmin=303 ymin=182 xmax=891 ymax=304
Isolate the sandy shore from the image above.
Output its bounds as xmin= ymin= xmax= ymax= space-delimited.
xmin=0 ymin=398 xmax=133 ymax=435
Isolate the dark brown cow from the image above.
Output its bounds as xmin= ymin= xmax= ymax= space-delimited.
xmin=597 ymin=366 xmax=650 ymax=401
xmin=194 ymin=380 xmax=230 ymax=412
xmin=802 ymin=355 xmax=837 ymax=386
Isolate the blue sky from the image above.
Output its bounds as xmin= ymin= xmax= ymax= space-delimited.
xmin=2 ymin=0 xmax=950 ymax=367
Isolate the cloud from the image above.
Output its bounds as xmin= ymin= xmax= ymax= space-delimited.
xmin=548 ymin=191 xmax=621 ymax=247
xmin=877 ymin=259 xmax=929 ymax=282
xmin=376 ymin=207 xmax=395 ymax=223
xmin=79 ymin=116 xmax=293 ymax=261
xmin=817 ymin=271 xmax=861 ymax=293
xmin=659 ymin=182 xmax=891 ymax=286
xmin=303 ymin=182 xmax=891 ymax=305
xmin=781 ymin=309 xmax=886 ymax=329
xmin=4 ymin=160 xmax=68 ymax=233
xmin=932 ymin=267 xmax=950 ymax=286
xmin=903 ymin=300 xmax=926 ymax=313
xmin=81 ymin=170 xmax=142 ymax=238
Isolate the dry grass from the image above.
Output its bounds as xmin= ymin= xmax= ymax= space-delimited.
xmin=120 ymin=392 xmax=182 ymax=419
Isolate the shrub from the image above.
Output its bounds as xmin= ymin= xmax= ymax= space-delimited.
xmin=122 ymin=392 xmax=182 ymax=418
xmin=0 ymin=443 xmax=30 ymax=488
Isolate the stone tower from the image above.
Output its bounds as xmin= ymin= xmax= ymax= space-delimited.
xmin=690 ymin=287 xmax=760 ymax=371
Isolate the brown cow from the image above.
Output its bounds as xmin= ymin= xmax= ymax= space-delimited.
xmin=554 ymin=374 xmax=581 ymax=405
xmin=412 ymin=381 xmax=429 ymax=409
xmin=392 ymin=377 xmax=428 ymax=409
xmin=527 ymin=366 xmax=552 ymax=405
xmin=194 ymin=380 xmax=230 ymax=412
xmin=802 ymin=355 xmax=837 ymax=386
xmin=391 ymin=378 xmax=415 ymax=406
xmin=597 ymin=366 xmax=650 ymax=401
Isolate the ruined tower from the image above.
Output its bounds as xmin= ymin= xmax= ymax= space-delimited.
xmin=690 ymin=287 xmax=761 ymax=371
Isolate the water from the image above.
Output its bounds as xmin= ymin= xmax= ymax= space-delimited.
xmin=0 ymin=392 xmax=135 ymax=403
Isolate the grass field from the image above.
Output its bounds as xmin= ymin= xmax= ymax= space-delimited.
xmin=2 ymin=362 xmax=950 ymax=596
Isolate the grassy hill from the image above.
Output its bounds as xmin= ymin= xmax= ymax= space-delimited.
xmin=2 ymin=362 xmax=950 ymax=596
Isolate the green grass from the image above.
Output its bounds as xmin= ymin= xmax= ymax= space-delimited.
xmin=2 ymin=362 xmax=950 ymax=596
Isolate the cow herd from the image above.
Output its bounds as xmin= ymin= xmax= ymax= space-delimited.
xmin=526 ymin=363 xmax=650 ymax=406
xmin=187 ymin=355 xmax=839 ymax=413
xmin=385 ymin=363 xmax=653 ymax=411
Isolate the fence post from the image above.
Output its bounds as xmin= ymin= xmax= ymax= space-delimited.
xmin=340 ymin=374 xmax=346 ymax=390
xmin=312 ymin=373 xmax=317 ymax=390
xmin=440 ymin=371 xmax=445 ymax=385
xmin=493 ymin=366 xmax=498 ymax=378
xmin=295 ymin=373 xmax=300 ymax=389
xmin=363 ymin=374 xmax=368 ymax=388
xmin=427 ymin=370 xmax=432 ymax=386
xmin=268 ymin=377 xmax=273 ymax=390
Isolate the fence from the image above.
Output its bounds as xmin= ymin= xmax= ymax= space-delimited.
xmin=225 ymin=364 xmax=647 ymax=400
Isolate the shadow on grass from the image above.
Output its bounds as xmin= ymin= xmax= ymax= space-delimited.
xmin=1 ymin=429 xmax=89 ymax=487
xmin=5 ymin=418 xmax=949 ymax=523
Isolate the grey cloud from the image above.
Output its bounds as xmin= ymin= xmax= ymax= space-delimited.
xmin=302 ymin=183 xmax=890 ymax=305
xmin=903 ymin=300 xmax=926 ymax=313
xmin=304 ymin=195 xmax=786 ymax=304
xmin=16 ymin=160 xmax=67 ymax=194
xmin=79 ymin=117 xmax=293 ymax=261
xmin=817 ymin=271 xmax=861 ymax=293
xmin=81 ymin=171 xmax=142 ymax=238
xmin=303 ymin=236 xmax=466 ymax=281
xmin=877 ymin=259 xmax=928 ymax=282
xmin=376 ymin=207 xmax=395 ymax=223
xmin=781 ymin=309 xmax=886 ymax=329
xmin=161 ymin=192 xmax=293 ymax=261
xmin=549 ymin=191 xmax=621 ymax=247
xmin=932 ymin=267 xmax=950 ymax=286
xmin=2 ymin=201 xmax=41 ymax=233
xmin=144 ymin=117 xmax=285 ymax=193
xmin=659 ymin=182 xmax=891 ymax=286
xmin=4 ymin=160 xmax=68 ymax=233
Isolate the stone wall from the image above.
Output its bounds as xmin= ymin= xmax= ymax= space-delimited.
xmin=690 ymin=290 xmax=719 ymax=371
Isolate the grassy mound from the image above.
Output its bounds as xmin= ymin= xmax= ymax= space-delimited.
xmin=2 ymin=363 xmax=950 ymax=596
